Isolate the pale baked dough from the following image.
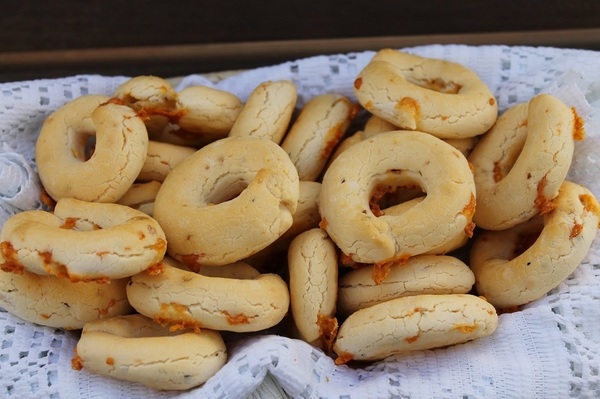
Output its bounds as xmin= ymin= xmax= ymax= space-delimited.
xmin=333 ymin=294 xmax=498 ymax=363
xmin=35 ymin=95 xmax=148 ymax=202
xmin=0 ymin=269 xmax=132 ymax=329
xmin=354 ymin=49 xmax=498 ymax=139
xmin=229 ymin=80 xmax=297 ymax=144
xmin=319 ymin=130 xmax=476 ymax=264
xmin=74 ymin=314 xmax=227 ymax=390
xmin=126 ymin=257 xmax=290 ymax=333
xmin=153 ymin=136 xmax=299 ymax=268
xmin=470 ymin=181 xmax=600 ymax=308
xmin=469 ymin=94 xmax=577 ymax=230
xmin=0 ymin=198 xmax=166 ymax=282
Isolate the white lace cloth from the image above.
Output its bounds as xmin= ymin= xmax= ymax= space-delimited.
xmin=1 ymin=44 xmax=599 ymax=399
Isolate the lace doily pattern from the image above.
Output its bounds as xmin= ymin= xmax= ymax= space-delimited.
xmin=1 ymin=45 xmax=599 ymax=399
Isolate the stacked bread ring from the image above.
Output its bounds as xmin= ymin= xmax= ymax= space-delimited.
xmin=0 ymin=48 xmax=598 ymax=391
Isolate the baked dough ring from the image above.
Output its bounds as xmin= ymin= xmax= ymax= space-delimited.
xmin=0 ymin=269 xmax=132 ymax=330
xmin=354 ymin=49 xmax=497 ymax=139
xmin=74 ymin=314 xmax=227 ymax=391
xmin=470 ymin=180 xmax=600 ymax=308
xmin=117 ymin=181 xmax=162 ymax=216
xmin=229 ymin=80 xmax=297 ymax=144
xmin=333 ymin=294 xmax=498 ymax=363
xmin=469 ymin=94 xmax=576 ymax=230
xmin=112 ymin=75 xmax=179 ymax=135
xmin=0 ymin=198 xmax=166 ymax=282
xmin=35 ymin=95 xmax=149 ymax=203
xmin=281 ymin=94 xmax=357 ymax=181
xmin=126 ymin=257 xmax=290 ymax=333
xmin=337 ymin=255 xmax=475 ymax=315
xmin=153 ymin=136 xmax=299 ymax=268
xmin=319 ymin=130 xmax=476 ymax=265
xmin=288 ymin=228 xmax=338 ymax=350
xmin=137 ymin=140 xmax=196 ymax=182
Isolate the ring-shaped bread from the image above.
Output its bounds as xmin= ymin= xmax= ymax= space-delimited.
xmin=288 ymin=228 xmax=338 ymax=350
xmin=0 ymin=198 xmax=166 ymax=282
xmin=153 ymin=136 xmax=299 ymax=268
xmin=470 ymin=180 xmax=600 ymax=308
xmin=281 ymin=94 xmax=357 ymax=181
xmin=0 ymin=269 xmax=132 ymax=329
xmin=354 ymin=49 xmax=498 ymax=139
xmin=126 ymin=257 xmax=290 ymax=333
xmin=229 ymin=80 xmax=297 ymax=144
xmin=112 ymin=75 xmax=179 ymax=135
xmin=35 ymin=95 xmax=149 ymax=202
xmin=469 ymin=94 xmax=578 ymax=230
xmin=319 ymin=130 xmax=476 ymax=265
xmin=333 ymin=294 xmax=498 ymax=363
xmin=73 ymin=314 xmax=227 ymax=390
xmin=137 ymin=140 xmax=196 ymax=182
xmin=337 ymin=254 xmax=475 ymax=315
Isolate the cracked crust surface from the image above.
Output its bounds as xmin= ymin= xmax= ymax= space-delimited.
xmin=470 ymin=181 xmax=600 ymax=308
xmin=319 ymin=130 xmax=476 ymax=264
xmin=469 ymin=94 xmax=576 ymax=230
xmin=354 ymin=49 xmax=498 ymax=139
xmin=0 ymin=198 xmax=166 ymax=281
xmin=281 ymin=93 xmax=357 ymax=181
xmin=154 ymin=136 xmax=299 ymax=267
xmin=333 ymin=293 xmax=498 ymax=362
xmin=127 ymin=257 xmax=290 ymax=333
xmin=337 ymin=254 xmax=475 ymax=315
xmin=0 ymin=268 xmax=132 ymax=329
xmin=35 ymin=95 xmax=149 ymax=203
xmin=75 ymin=314 xmax=227 ymax=390
xmin=288 ymin=228 xmax=338 ymax=349
xmin=229 ymin=80 xmax=297 ymax=144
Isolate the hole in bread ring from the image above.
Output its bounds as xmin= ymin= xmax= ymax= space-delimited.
xmin=74 ymin=314 xmax=227 ymax=390
xmin=153 ymin=136 xmax=300 ymax=268
xmin=319 ymin=130 xmax=476 ymax=265
xmin=0 ymin=198 xmax=166 ymax=282
xmin=354 ymin=49 xmax=498 ymax=139
xmin=126 ymin=257 xmax=290 ymax=333
xmin=35 ymin=95 xmax=149 ymax=203
xmin=470 ymin=181 xmax=600 ymax=309
xmin=469 ymin=94 xmax=577 ymax=230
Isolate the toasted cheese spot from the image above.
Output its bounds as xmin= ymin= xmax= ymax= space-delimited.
xmin=60 ymin=217 xmax=78 ymax=229
xmin=98 ymin=299 xmax=117 ymax=316
xmin=453 ymin=323 xmax=478 ymax=333
xmin=317 ymin=314 xmax=339 ymax=354
xmin=396 ymin=97 xmax=420 ymax=120
xmin=136 ymin=107 xmax=187 ymax=125
xmin=146 ymin=262 xmax=164 ymax=276
xmin=572 ymin=107 xmax=586 ymax=141
xmin=148 ymin=238 xmax=167 ymax=253
xmin=372 ymin=261 xmax=392 ymax=285
xmin=105 ymin=357 xmax=115 ymax=366
xmin=71 ymin=353 xmax=84 ymax=371
xmin=405 ymin=334 xmax=420 ymax=344
xmin=0 ymin=241 xmax=24 ymax=274
xmin=354 ymin=78 xmax=363 ymax=90
xmin=222 ymin=311 xmax=250 ymax=325
xmin=579 ymin=194 xmax=600 ymax=218
xmin=462 ymin=193 xmax=477 ymax=237
xmin=334 ymin=351 xmax=353 ymax=365
xmin=181 ymin=253 xmax=206 ymax=272
xmin=534 ymin=176 xmax=557 ymax=215
xmin=489 ymin=98 xmax=496 ymax=106
xmin=570 ymin=222 xmax=584 ymax=239
xmin=493 ymin=162 xmax=503 ymax=183
xmin=40 ymin=189 xmax=56 ymax=210
xmin=319 ymin=218 xmax=329 ymax=230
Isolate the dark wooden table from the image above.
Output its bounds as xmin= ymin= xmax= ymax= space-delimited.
xmin=2 ymin=0 xmax=600 ymax=82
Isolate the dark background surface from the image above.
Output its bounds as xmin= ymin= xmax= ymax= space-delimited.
xmin=2 ymin=0 xmax=600 ymax=81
